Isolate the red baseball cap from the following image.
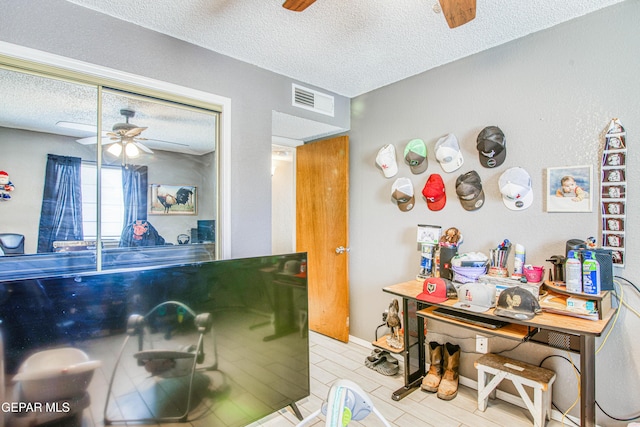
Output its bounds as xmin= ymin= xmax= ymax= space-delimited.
xmin=417 ymin=278 xmax=450 ymax=303
xmin=422 ymin=174 xmax=446 ymax=211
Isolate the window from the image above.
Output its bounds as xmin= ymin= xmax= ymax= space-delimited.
xmin=81 ymin=164 xmax=124 ymax=241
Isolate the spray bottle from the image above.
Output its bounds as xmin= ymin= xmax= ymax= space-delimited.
xmin=582 ymin=251 xmax=601 ymax=295
xmin=565 ymin=250 xmax=582 ymax=293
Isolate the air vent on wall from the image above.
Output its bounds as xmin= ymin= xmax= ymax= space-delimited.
xmin=292 ymin=84 xmax=334 ymax=117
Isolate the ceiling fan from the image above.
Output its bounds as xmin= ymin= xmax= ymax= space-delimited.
xmin=282 ymin=0 xmax=476 ymax=28
xmin=76 ymin=109 xmax=152 ymax=157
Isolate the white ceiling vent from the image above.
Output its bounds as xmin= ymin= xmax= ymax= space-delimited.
xmin=292 ymin=84 xmax=334 ymax=117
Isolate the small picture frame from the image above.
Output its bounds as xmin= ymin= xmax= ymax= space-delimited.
xmin=601 ymin=185 xmax=626 ymax=200
xmin=602 ymin=233 xmax=624 ymax=248
xmin=149 ymin=184 xmax=197 ymax=215
xmin=603 ymin=217 xmax=625 ymax=232
xmin=602 ymin=168 xmax=626 ymax=183
xmin=602 ymin=152 xmax=626 ymax=167
xmin=602 ymin=201 xmax=625 ymax=215
xmin=546 ymin=165 xmax=593 ymax=213
xmin=611 ymin=249 xmax=625 ymax=265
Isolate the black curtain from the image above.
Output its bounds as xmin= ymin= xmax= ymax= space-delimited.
xmin=122 ymin=165 xmax=148 ymax=227
xmin=37 ymin=154 xmax=84 ymax=253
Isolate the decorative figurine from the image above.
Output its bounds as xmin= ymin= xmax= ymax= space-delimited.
xmin=386 ymin=299 xmax=402 ymax=349
xmin=439 ymin=227 xmax=461 ymax=247
xmin=0 ymin=171 xmax=15 ymax=200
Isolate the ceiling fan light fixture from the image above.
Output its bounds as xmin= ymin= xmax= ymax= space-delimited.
xmin=125 ymin=142 xmax=140 ymax=158
xmin=107 ymin=143 xmax=123 ymax=157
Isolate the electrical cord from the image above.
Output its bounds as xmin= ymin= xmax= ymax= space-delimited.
xmin=596 ymin=279 xmax=623 ymax=354
xmin=539 ymin=354 xmax=640 ymax=422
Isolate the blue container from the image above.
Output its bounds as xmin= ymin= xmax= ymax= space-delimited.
xmin=582 ymin=251 xmax=601 ymax=295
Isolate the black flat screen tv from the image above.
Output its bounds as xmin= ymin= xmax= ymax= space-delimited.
xmin=0 ymin=253 xmax=309 ymax=426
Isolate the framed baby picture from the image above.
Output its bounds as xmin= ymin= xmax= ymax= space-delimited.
xmin=546 ymin=165 xmax=593 ymax=213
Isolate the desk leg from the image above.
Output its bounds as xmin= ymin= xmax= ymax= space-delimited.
xmin=580 ymin=334 xmax=596 ymax=427
xmin=391 ymin=298 xmax=425 ymax=401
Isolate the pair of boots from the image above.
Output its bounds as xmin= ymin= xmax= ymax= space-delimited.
xmin=420 ymin=341 xmax=461 ymax=400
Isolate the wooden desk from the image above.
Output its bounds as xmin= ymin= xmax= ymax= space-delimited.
xmin=383 ymin=280 xmax=616 ymax=427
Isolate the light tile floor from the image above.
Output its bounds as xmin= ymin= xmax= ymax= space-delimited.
xmin=9 ymin=330 xmax=569 ymax=427
xmin=252 ymin=332 xmax=566 ymax=427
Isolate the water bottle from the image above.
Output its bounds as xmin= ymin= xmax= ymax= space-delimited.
xmin=582 ymin=251 xmax=601 ymax=295
xmin=565 ymin=250 xmax=582 ymax=293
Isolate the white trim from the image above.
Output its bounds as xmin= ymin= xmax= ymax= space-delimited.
xmin=0 ymin=41 xmax=232 ymax=259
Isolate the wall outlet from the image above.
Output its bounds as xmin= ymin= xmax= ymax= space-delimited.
xmin=382 ymin=311 xmax=388 ymax=322
xmin=476 ymin=335 xmax=488 ymax=354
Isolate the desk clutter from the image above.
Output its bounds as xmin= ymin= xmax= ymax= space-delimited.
xmin=412 ymin=228 xmax=614 ymax=323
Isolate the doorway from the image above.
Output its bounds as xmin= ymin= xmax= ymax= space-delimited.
xmin=271 ymin=142 xmax=299 ymax=254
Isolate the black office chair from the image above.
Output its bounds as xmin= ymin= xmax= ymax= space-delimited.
xmin=0 ymin=233 xmax=25 ymax=255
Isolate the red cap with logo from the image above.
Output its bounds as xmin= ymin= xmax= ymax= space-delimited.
xmin=422 ymin=174 xmax=446 ymax=211
xmin=417 ymin=278 xmax=449 ymax=303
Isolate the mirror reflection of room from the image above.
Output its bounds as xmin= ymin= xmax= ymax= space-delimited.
xmin=0 ymin=66 xmax=220 ymax=277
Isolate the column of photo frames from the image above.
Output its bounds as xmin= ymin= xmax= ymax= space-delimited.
xmin=601 ymin=118 xmax=626 ymax=266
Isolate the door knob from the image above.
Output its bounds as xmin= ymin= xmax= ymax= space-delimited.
xmin=335 ymin=246 xmax=351 ymax=254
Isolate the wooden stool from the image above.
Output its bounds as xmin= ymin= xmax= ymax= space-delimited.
xmin=474 ymin=353 xmax=556 ymax=427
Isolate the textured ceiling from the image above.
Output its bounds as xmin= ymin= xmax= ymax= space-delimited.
xmin=65 ymin=0 xmax=624 ymax=98
xmin=0 ymin=67 xmax=217 ymax=155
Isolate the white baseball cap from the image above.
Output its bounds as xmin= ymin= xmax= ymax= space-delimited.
xmin=391 ymin=177 xmax=415 ymax=212
xmin=499 ymin=167 xmax=533 ymax=210
xmin=435 ymin=134 xmax=464 ymax=173
xmin=453 ymin=282 xmax=496 ymax=313
xmin=376 ymin=144 xmax=398 ymax=178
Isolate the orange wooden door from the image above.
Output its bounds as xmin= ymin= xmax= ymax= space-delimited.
xmin=296 ymin=135 xmax=349 ymax=342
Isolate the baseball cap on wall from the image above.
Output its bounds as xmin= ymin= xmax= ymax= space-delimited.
xmin=422 ymin=174 xmax=446 ymax=211
xmin=499 ymin=167 xmax=533 ymax=210
xmin=494 ymin=286 xmax=542 ymax=320
xmin=416 ymin=277 xmax=457 ymax=303
xmin=376 ymin=144 xmax=398 ymax=178
xmin=391 ymin=177 xmax=415 ymax=212
xmin=455 ymin=170 xmax=485 ymax=211
xmin=452 ymin=282 xmax=496 ymax=313
xmin=404 ymin=139 xmax=428 ymax=174
xmin=435 ymin=134 xmax=464 ymax=173
xmin=476 ymin=126 xmax=506 ymax=168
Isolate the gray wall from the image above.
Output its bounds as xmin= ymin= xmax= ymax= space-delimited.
xmin=0 ymin=0 xmax=350 ymax=258
xmin=349 ymin=1 xmax=639 ymax=424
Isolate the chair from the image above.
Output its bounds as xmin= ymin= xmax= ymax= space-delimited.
xmin=119 ymin=220 xmax=166 ymax=247
xmin=0 ymin=233 xmax=25 ymax=255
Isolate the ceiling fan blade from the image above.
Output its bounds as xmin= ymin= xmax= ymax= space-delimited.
xmin=439 ymin=0 xmax=476 ymax=29
xmin=124 ymin=127 xmax=147 ymax=138
xmin=76 ymin=134 xmax=117 ymax=145
xmin=282 ymin=0 xmax=316 ymax=12
xmin=76 ymin=135 xmax=99 ymax=145
xmin=135 ymin=142 xmax=154 ymax=154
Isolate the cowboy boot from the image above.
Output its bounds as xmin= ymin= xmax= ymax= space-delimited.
xmin=437 ymin=342 xmax=461 ymax=400
xmin=421 ymin=341 xmax=443 ymax=392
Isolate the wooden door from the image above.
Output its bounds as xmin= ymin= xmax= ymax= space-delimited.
xmin=296 ymin=135 xmax=349 ymax=342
